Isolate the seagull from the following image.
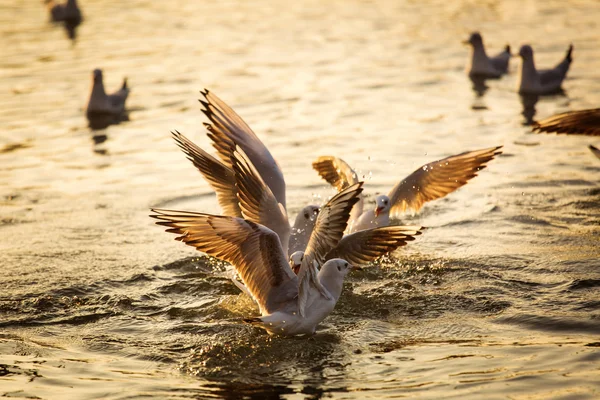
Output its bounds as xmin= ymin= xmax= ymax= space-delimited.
xmin=464 ymin=32 xmax=511 ymax=79
xmin=532 ymin=108 xmax=600 ymax=136
xmin=313 ymin=146 xmax=503 ymax=233
xmin=151 ymin=183 xmax=363 ymax=335
xmin=172 ymin=92 xmax=423 ymax=265
xmin=518 ymin=44 xmax=573 ymax=95
xmin=45 ymin=0 xmax=82 ymax=40
xmin=86 ymin=69 xmax=130 ymax=129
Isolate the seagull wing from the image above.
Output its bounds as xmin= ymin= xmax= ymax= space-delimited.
xmin=532 ymin=109 xmax=600 ymax=136
xmin=200 ymin=89 xmax=287 ymax=208
xmin=172 ymin=131 xmax=242 ymax=217
xmin=312 ymin=155 xmax=364 ymax=222
xmin=151 ymin=209 xmax=297 ymax=315
xmin=387 ymin=146 xmax=503 ymax=218
xmin=297 ymin=182 xmax=363 ymax=315
xmin=325 ymin=226 xmax=423 ymax=266
xmin=230 ymin=146 xmax=290 ymax=253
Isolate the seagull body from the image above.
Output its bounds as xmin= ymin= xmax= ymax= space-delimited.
xmin=313 ymin=147 xmax=503 ymax=233
xmin=86 ymin=69 xmax=129 ymax=127
xmin=465 ymin=32 xmax=510 ymax=79
xmin=45 ymin=0 xmax=82 ymax=39
xmin=151 ymin=182 xmax=363 ymax=335
xmin=518 ymin=44 xmax=573 ymax=95
xmin=533 ymin=108 xmax=600 ymax=136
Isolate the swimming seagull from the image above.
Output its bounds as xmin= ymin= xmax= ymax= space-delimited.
xmin=518 ymin=44 xmax=573 ymax=95
xmin=86 ymin=69 xmax=130 ymax=129
xmin=464 ymin=32 xmax=511 ymax=79
xmin=150 ymin=183 xmax=363 ymax=335
xmin=532 ymin=108 xmax=600 ymax=136
xmin=45 ymin=0 xmax=82 ymax=39
xmin=313 ymin=147 xmax=503 ymax=233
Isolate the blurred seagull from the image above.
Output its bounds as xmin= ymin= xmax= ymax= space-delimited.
xmin=532 ymin=108 xmax=600 ymax=136
xmin=464 ymin=32 xmax=511 ymax=79
xmin=313 ymin=147 xmax=502 ymax=233
xmin=45 ymin=0 xmax=82 ymax=40
xmin=86 ymin=69 xmax=130 ymax=129
xmin=151 ymin=182 xmax=363 ymax=335
xmin=518 ymin=44 xmax=573 ymax=95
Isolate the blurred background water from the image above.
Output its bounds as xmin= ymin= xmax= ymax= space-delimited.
xmin=1 ymin=0 xmax=599 ymax=398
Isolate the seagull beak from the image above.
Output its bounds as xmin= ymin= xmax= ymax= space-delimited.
xmin=375 ymin=206 xmax=383 ymax=217
xmin=462 ymin=40 xmax=470 ymax=45
xmin=292 ymin=264 xmax=301 ymax=275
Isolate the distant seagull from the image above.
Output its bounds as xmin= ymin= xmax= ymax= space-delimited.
xmin=518 ymin=44 xmax=573 ymax=95
xmin=532 ymin=108 xmax=600 ymax=136
xmin=589 ymin=145 xmax=600 ymax=159
xmin=86 ymin=69 xmax=129 ymax=129
xmin=464 ymin=32 xmax=511 ymax=79
xmin=313 ymin=147 xmax=503 ymax=233
xmin=151 ymin=183 xmax=363 ymax=335
xmin=45 ymin=0 xmax=82 ymax=40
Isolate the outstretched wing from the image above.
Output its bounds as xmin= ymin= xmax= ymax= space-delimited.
xmin=533 ymin=109 xmax=600 ymax=136
xmin=200 ymin=89 xmax=287 ymax=208
xmin=297 ymin=182 xmax=363 ymax=316
xmin=230 ymin=146 xmax=290 ymax=253
xmin=325 ymin=226 xmax=423 ymax=266
xmin=312 ymin=155 xmax=364 ymax=222
xmin=387 ymin=146 xmax=503 ymax=218
xmin=171 ymin=131 xmax=242 ymax=217
xmin=150 ymin=210 xmax=297 ymax=315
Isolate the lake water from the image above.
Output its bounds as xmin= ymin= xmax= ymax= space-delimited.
xmin=1 ymin=0 xmax=599 ymax=398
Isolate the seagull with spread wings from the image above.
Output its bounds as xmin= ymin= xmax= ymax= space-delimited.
xmin=313 ymin=146 xmax=503 ymax=233
xmin=151 ymin=182 xmax=363 ymax=335
xmin=171 ymin=91 xmax=423 ymax=265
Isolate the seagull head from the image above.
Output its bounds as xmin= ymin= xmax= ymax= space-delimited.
xmin=294 ymin=205 xmax=320 ymax=229
xmin=463 ymin=32 xmax=483 ymax=47
xmin=321 ymin=259 xmax=360 ymax=278
xmin=518 ymin=45 xmax=534 ymax=60
xmin=374 ymin=195 xmax=390 ymax=217
xmin=289 ymin=251 xmax=304 ymax=275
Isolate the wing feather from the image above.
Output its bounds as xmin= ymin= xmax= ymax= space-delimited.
xmin=171 ymin=131 xmax=242 ymax=217
xmin=325 ymin=226 xmax=423 ymax=266
xmin=199 ymin=89 xmax=287 ymax=208
xmin=533 ymin=109 xmax=600 ymax=136
xmin=387 ymin=146 xmax=503 ymax=218
xmin=151 ymin=209 xmax=297 ymax=315
xmin=230 ymin=146 xmax=290 ymax=253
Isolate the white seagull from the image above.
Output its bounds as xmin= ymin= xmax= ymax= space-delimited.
xmin=518 ymin=44 xmax=573 ymax=95
xmin=313 ymin=146 xmax=503 ymax=233
xmin=151 ymin=182 xmax=364 ymax=335
xmin=464 ymin=32 xmax=511 ymax=79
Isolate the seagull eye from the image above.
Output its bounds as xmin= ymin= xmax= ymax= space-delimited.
xmin=344 ymin=262 xmax=348 ymax=268
xmin=300 ymin=256 xmax=304 ymax=261
xmin=383 ymin=200 xmax=388 ymax=205
xmin=337 ymin=266 xmax=341 ymax=271
xmin=304 ymin=212 xmax=309 ymax=219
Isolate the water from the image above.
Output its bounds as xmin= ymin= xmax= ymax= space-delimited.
xmin=1 ymin=0 xmax=599 ymax=398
